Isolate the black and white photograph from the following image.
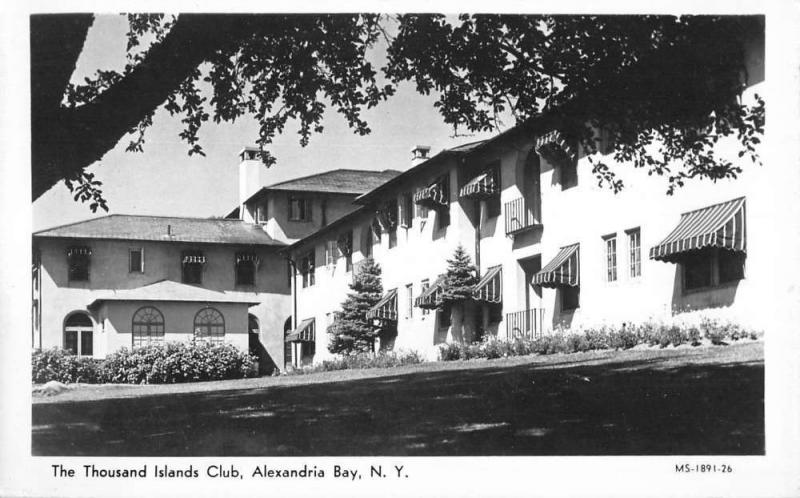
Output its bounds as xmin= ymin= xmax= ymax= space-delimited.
xmin=1 ymin=3 xmax=799 ymax=497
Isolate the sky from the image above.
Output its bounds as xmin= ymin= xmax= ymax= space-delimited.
xmin=32 ymin=14 xmax=508 ymax=232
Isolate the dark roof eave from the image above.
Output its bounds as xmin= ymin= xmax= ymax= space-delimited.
xmin=32 ymin=233 xmax=286 ymax=248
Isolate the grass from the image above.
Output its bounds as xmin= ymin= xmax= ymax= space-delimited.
xmin=32 ymin=341 xmax=763 ymax=456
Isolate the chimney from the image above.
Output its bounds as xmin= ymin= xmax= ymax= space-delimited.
xmin=411 ymin=145 xmax=431 ymax=167
xmin=238 ymin=146 xmax=270 ymax=223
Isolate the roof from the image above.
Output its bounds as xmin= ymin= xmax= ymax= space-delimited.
xmin=87 ymin=280 xmax=261 ymax=308
xmin=354 ymin=140 xmax=488 ymax=205
xmin=239 ymin=168 xmax=402 ymax=208
xmin=33 ymin=214 xmax=284 ymax=246
xmin=283 ymin=205 xmax=372 ymax=254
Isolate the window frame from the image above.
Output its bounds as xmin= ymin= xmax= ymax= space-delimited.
xmin=420 ymin=279 xmax=430 ymax=315
xmin=405 ymin=283 xmax=414 ymax=319
xmin=67 ymin=252 xmax=90 ymax=282
xmin=181 ymin=251 xmax=204 ymax=285
xmin=64 ymin=312 xmax=93 ymax=356
xmin=289 ymin=196 xmax=312 ymax=222
xmin=682 ymin=248 xmax=745 ymax=294
xmin=626 ymin=228 xmax=642 ymax=279
xmin=193 ymin=307 xmax=225 ymax=344
xmin=129 ymin=247 xmax=144 ymax=273
xmin=235 ymin=259 xmax=256 ymax=287
xmin=131 ymin=305 xmax=165 ymax=347
xmin=603 ymin=234 xmax=618 ymax=283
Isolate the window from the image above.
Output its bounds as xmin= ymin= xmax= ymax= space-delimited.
xmin=129 ymin=248 xmax=144 ymax=273
xmin=325 ymin=240 xmax=338 ymax=267
xmin=235 ymin=254 xmax=257 ymax=286
xmin=604 ymin=234 xmax=617 ymax=282
xmin=405 ymin=283 xmax=413 ymax=318
xmin=415 ymin=203 xmax=430 ymax=227
xmin=400 ymin=193 xmax=413 ymax=228
xmin=561 ymin=161 xmax=578 ymax=190
xmin=256 ymin=201 xmax=268 ymax=224
xmin=488 ymin=302 xmax=503 ymax=323
xmin=438 ymin=207 xmax=450 ymax=229
xmin=438 ymin=307 xmax=451 ymax=328
xmin=182 ymin=250 xmax=205 ymax=284
xmin=420 ymin=279 xmax=430 ymax=315
xmin=627 ymin=228 xmax=641 ymax=278
xmin=67 ymin=247 xmax=91 ymax=282
xmin=301 ymin=251 xmax=315 ymax=287
xmin=132 ymin=306 xmax=165 ymax=347
xmin=683 ymin=248 xmax=745 ymax=292
xmin=487 ymin=196 xmax=501 ymax=218
xmin=289 ymin=196 xmax=311 ymax=222
xmin=194 ymin=307 xmax=225 ymax=343
xmin=64 ymin=312 xmax=93 ymax=355
xmin=561 ymin=286 xmax=580 ymax=311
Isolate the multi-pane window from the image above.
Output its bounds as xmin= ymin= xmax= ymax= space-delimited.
xmin=129 ymin=248 xmax=144 ymax=273
xmin=325 ymin=240 xmax=338 ymax=267
xmin=194 ymin=307 xmax=225 ymax=343
xmin=132 ymin=306 xmax=165 ymax=347
xmin=405 ymin=283 xmax=413 ymax=318
xmin=67 ymin=246 xmax=91 ymax=282
xmin=256 ymin=201 xmax=268 ymax=224
xmin=182 ymin=250 xmax=205 ymax=284
xmin=420 ymin=279 xmax=430 ymax=315
xmin=63 ymin=313 xmax=93 ymax=355
xmin=289 ymin=196 xmax=311 ymax=222
xmin=604 ymin=235 xmax=618 ymax=282
xmin=415 ymin=203 xmax=430 ymax=227
xmin=301 ymin=251 xmax=315 ymax=287
xmin=627 ymin=228 xmax=641 ymax=278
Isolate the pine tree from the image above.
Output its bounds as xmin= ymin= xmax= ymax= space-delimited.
xmin=439 ymin=245 xmax=479 ymax=343
xmin=440 ymin=245 xmax=479 ymax=304
xmin=327 ymin=258 xmax=384 ymax=354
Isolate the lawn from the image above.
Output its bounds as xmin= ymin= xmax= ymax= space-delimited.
xmin=32 ymin=341 xmax=764 ymax=456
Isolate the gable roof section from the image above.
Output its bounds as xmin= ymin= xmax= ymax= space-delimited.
xmin=34 ymin=214 xmax=283 ymax=246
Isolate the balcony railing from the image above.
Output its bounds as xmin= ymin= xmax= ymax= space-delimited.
xmin=506 ymin=308 xmax=545 ymax=340
xmin=504 ymin=197 xmax=542 ymax=236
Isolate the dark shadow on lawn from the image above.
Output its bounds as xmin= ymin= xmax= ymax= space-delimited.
xmin=32 ymin=351 xmax=764 ymax=456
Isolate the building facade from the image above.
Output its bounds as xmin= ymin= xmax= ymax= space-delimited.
xmin=284 ymin=26 xmax=765 ymax=366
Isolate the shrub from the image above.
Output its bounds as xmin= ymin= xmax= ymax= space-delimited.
xmin=289 ymin=350 xmax=424 ymax=375
xmin=32 ymin=348 xmax=103 ymax=384
xmin=438 ymin=342 xmax=465 ymax=361
xmin=608 ymin=327 xmax=639 ymax=350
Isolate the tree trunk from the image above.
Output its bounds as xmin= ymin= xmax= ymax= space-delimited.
xmin=448 ymin=303 xmax=464 ymax=343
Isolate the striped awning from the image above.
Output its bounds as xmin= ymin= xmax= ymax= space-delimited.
xmin=535 ymin=130 xmax=578 ymax=165
xmin=414 ymin=176 xmax=448 ymax=207
xmin=236 ymin=252 xmax=260 ymax=266
xmin=66 ymin=246 xmax=92 ymax=257
xmin=650 ymin=197 xmax=746 ymax=262
xmin=415 ymin=275 xmax=445 ymax=309
xmin=459 ymin=170 xmax=498 ymax=199
xmin=285 ymin=318 xmax=315 ymax=342
xmin=473 ymin=265 xmax=502 ymax=303
xmin=366 ymin=288 xmax=398 ymax=320
xmin=182 ymin=254 xmax=206 ymax=264
xmin=533 ymin=243 xmax=580 ymax=288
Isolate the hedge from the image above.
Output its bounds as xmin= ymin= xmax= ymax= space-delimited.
xmin=439 ymin=318 xmax=761 ymax=361
xmin=285 ymin=350 xmax=424 ymax=375
xmin=32 ymin=342 xmax=258 ymax=385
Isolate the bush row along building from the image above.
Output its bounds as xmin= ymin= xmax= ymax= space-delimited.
xmin=32 ymin=27 xmax=765 ymax=371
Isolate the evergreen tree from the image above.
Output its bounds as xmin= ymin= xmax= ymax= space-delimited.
xmin=439 ymin=245 xmax=480 ymax=344
xmin=327 ymin=258 xmax=384 ymax=354
xmin=440 ymin=245 xmax=479 ymax=304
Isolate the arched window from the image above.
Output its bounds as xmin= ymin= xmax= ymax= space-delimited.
xmin=194 ymin=307 xmax=225 ymax=343
xmin=132 ymin=306 xmax=165 ymax=347
xmin=64 ymin=312 xmax=93 ymax=356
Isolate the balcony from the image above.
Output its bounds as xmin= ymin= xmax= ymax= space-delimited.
xmin=504 ymin=197 xmax=542 ymax=236
xmin=505 ymin=308 xmax=545 ymax=340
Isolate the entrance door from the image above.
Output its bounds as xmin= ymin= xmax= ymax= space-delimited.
xmin=64 ymin=312 xmax=93 ymax=356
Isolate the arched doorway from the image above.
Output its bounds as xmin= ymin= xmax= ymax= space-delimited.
xmin=64 ymin=312 xmax=93 ymax=356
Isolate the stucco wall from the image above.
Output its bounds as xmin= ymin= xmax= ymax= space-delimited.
xmin=35 ymin=238 xmax=290 ymax=361
xmin=98 ymin=300 xmax=249 ymax=353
